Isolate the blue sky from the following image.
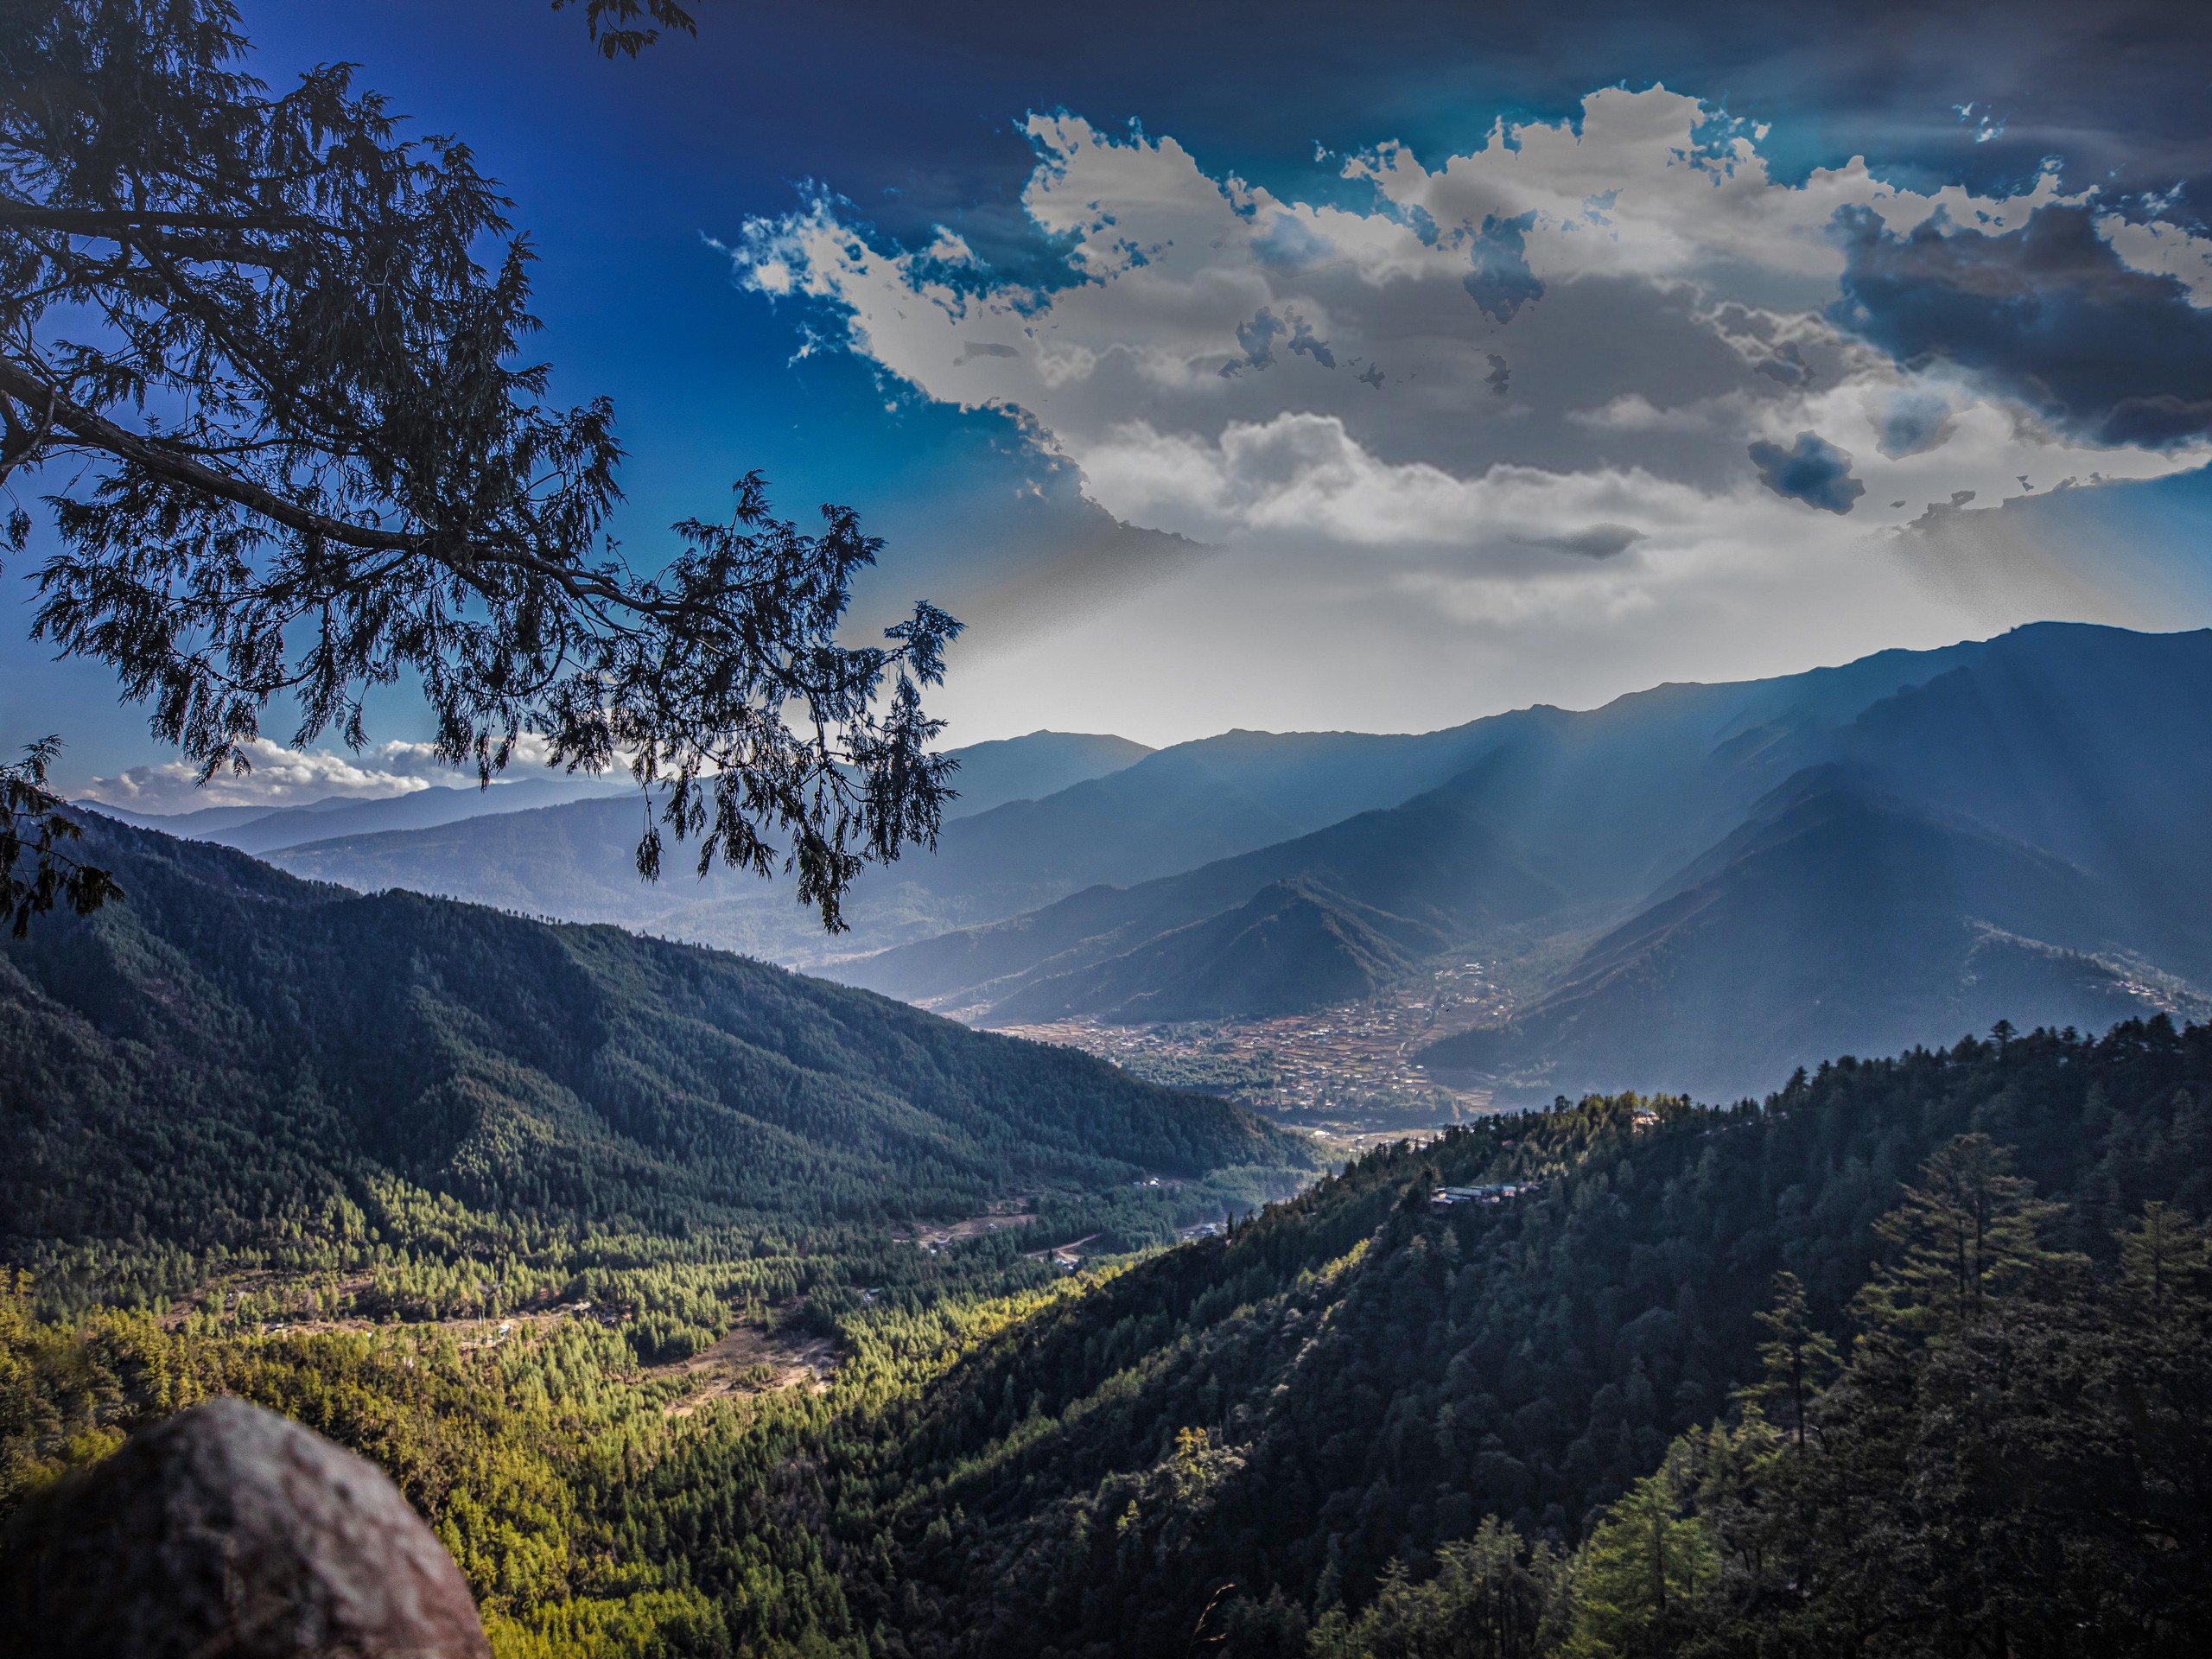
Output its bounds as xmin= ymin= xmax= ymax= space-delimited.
xmin=8 ymin=0 xmax=2212 ymax=806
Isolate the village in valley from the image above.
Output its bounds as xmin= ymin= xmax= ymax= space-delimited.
xmin=989 ymin=957 xmax=1518 ymax=1151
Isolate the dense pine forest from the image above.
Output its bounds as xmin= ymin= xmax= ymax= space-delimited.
xmin=817 ymin=1018 xmax=2211 ymax=1659
xmin=8 ymin=920 xmax=2209 ymax=1656
xmin=1 ymin=820 xmax=1313 ymax=1341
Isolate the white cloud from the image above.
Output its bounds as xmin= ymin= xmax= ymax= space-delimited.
xmin=79 ymin=735 xmax=567 ymax=814
xmin=2095 ymin=212 xmax=2212 ymax=307
xmin=729 ymin=88 xmax=2212 ymax=741
xmin=1569 ymin=393 xmax=1721 ymax=434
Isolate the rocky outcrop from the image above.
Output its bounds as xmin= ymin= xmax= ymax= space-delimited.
xmin=0 ymin=1396 xmax=491 ymax=1658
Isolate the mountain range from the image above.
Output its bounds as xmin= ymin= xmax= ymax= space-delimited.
xmin=255 ymin=729 xmax=1165 ymax=965
xmin=853 ymin=623 xmax=2212 ymax=1097
xmin=193 ymin=623 xmax=2212 ymax=1103
xmin=260 ymin=645 xmax=1993 ymax=970
xmin=89 ymin=774 xmax=633 ymax=855
xmin=1421 ymin=770 xmax=2192 ymax=1098
xmin=85 ymin=729 xmax=1154 ymax=864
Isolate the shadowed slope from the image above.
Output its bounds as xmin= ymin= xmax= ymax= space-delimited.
xmin=1421 ymin=772 xmax=2200 ymax=1098
xmin=986 ymin=880 xmax=1446 ymax=1025
xmin=854 ymin=759 xmax=1562 ymax=1014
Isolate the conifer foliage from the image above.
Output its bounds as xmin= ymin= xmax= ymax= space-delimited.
xmin=0 ymin=0 xmax=958 ymax=930
xmin=822 ymin=1020 xmax=2212 ymax=1659
xmin=0 ymin=738 xmax=117 ymax=937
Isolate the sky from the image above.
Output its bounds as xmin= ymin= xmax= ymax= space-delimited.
xmin=7 ymin=0 xmax=2212 ymax=808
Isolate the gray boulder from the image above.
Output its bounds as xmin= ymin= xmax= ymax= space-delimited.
xmin=0 ymin=1395 xmax=491 ymax=1658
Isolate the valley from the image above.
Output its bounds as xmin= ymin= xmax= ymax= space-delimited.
xmin=12 ymin=1014 xmax=2209 ymax=1658
xmin=10 ymin=625 xmax=2212 ymax=1659
xmin=991 ymin=956 xmax=1514 ymax=1129
xmin=10 ymin=7 xmax=2210 ymax=1652
xmin=234 ymin=624 xmax=2212 ymax=1104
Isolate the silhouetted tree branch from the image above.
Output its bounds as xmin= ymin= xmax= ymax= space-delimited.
xmin=550 ymin=0 xmax=699 ymax=59
xmin=0 ymin=0 xmax=957 ymax=931
xmin=0 ymin=737 xmax=120 ymax=937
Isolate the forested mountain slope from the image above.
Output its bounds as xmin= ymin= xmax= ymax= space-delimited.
xmin=0 ymin=819 xmax=1313 ymax=1315
xmin=8 ymin=1001 xmax=2208 ymax=1659
xmin=797 ymin=1019 xmax=2212 ymax=1659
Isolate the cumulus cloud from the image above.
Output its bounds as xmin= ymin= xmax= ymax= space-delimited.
xmin=2095 ymin=213 xmax=2212 ymax=308
xmin=79 ymin=736 xmax=567 ymax=814
xmin=725 ymin=87 xmax=2212 ymax=736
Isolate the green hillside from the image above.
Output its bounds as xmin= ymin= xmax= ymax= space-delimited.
xmin=10 ymin=1016 xmax=2207 ymax=1657
xmin=1 ymin=819 xmax=1315 ymax=1325
xmin=803 ymin=1018 xmax=2212 ymax=1659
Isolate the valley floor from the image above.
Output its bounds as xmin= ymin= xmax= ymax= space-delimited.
xmin=988 ymin=957 xmax=1513 ymax=1134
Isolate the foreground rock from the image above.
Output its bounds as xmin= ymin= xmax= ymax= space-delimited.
xmin=0 ymin=1396 xmax=491 ymax=1658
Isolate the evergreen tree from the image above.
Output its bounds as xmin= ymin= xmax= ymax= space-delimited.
xmin=1738 ymin=1273 xmax=1838 ymax=1449
xmin=1859 ymin=1133 xmax=2060 ymax=1331
xmin=1557 ymin=1440 xmax=1718 ymax=1658
xmin=2118 ymin=1199 xmax=2211 ymax=1308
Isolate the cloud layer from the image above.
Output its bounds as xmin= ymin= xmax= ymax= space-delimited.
xmin=729 ymin=87 xmax=2211 ymax=738
xmin=79 ymin=737 xmax=563 ymax=814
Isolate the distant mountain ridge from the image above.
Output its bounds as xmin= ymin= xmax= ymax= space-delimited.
xmin=857 ymin=752 xmax=1565 ymax=1014
xmin=933 ymin=730 xmax=1153 ymax=819
xmin=1421 ymin=769 xmax=2200 ymax=1098
xmin=264 ymin=633 xmax=1999 ymax=976
xmin=88 ymin=729 xmax=1149 ymax=866
xmin=263 ymin=729 xmax=1173 ymax=965
xmin=857 ymin=624 xmax=2212 ymax=1098
xmin=846 ymin=632 xmax=2024 ymax=1015
xmin=90 ymin=776 xmax=632 ymax=855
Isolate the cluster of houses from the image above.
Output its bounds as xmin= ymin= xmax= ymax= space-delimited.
xmin=1429 ymin=1179 xmax=1545 ymax=1211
